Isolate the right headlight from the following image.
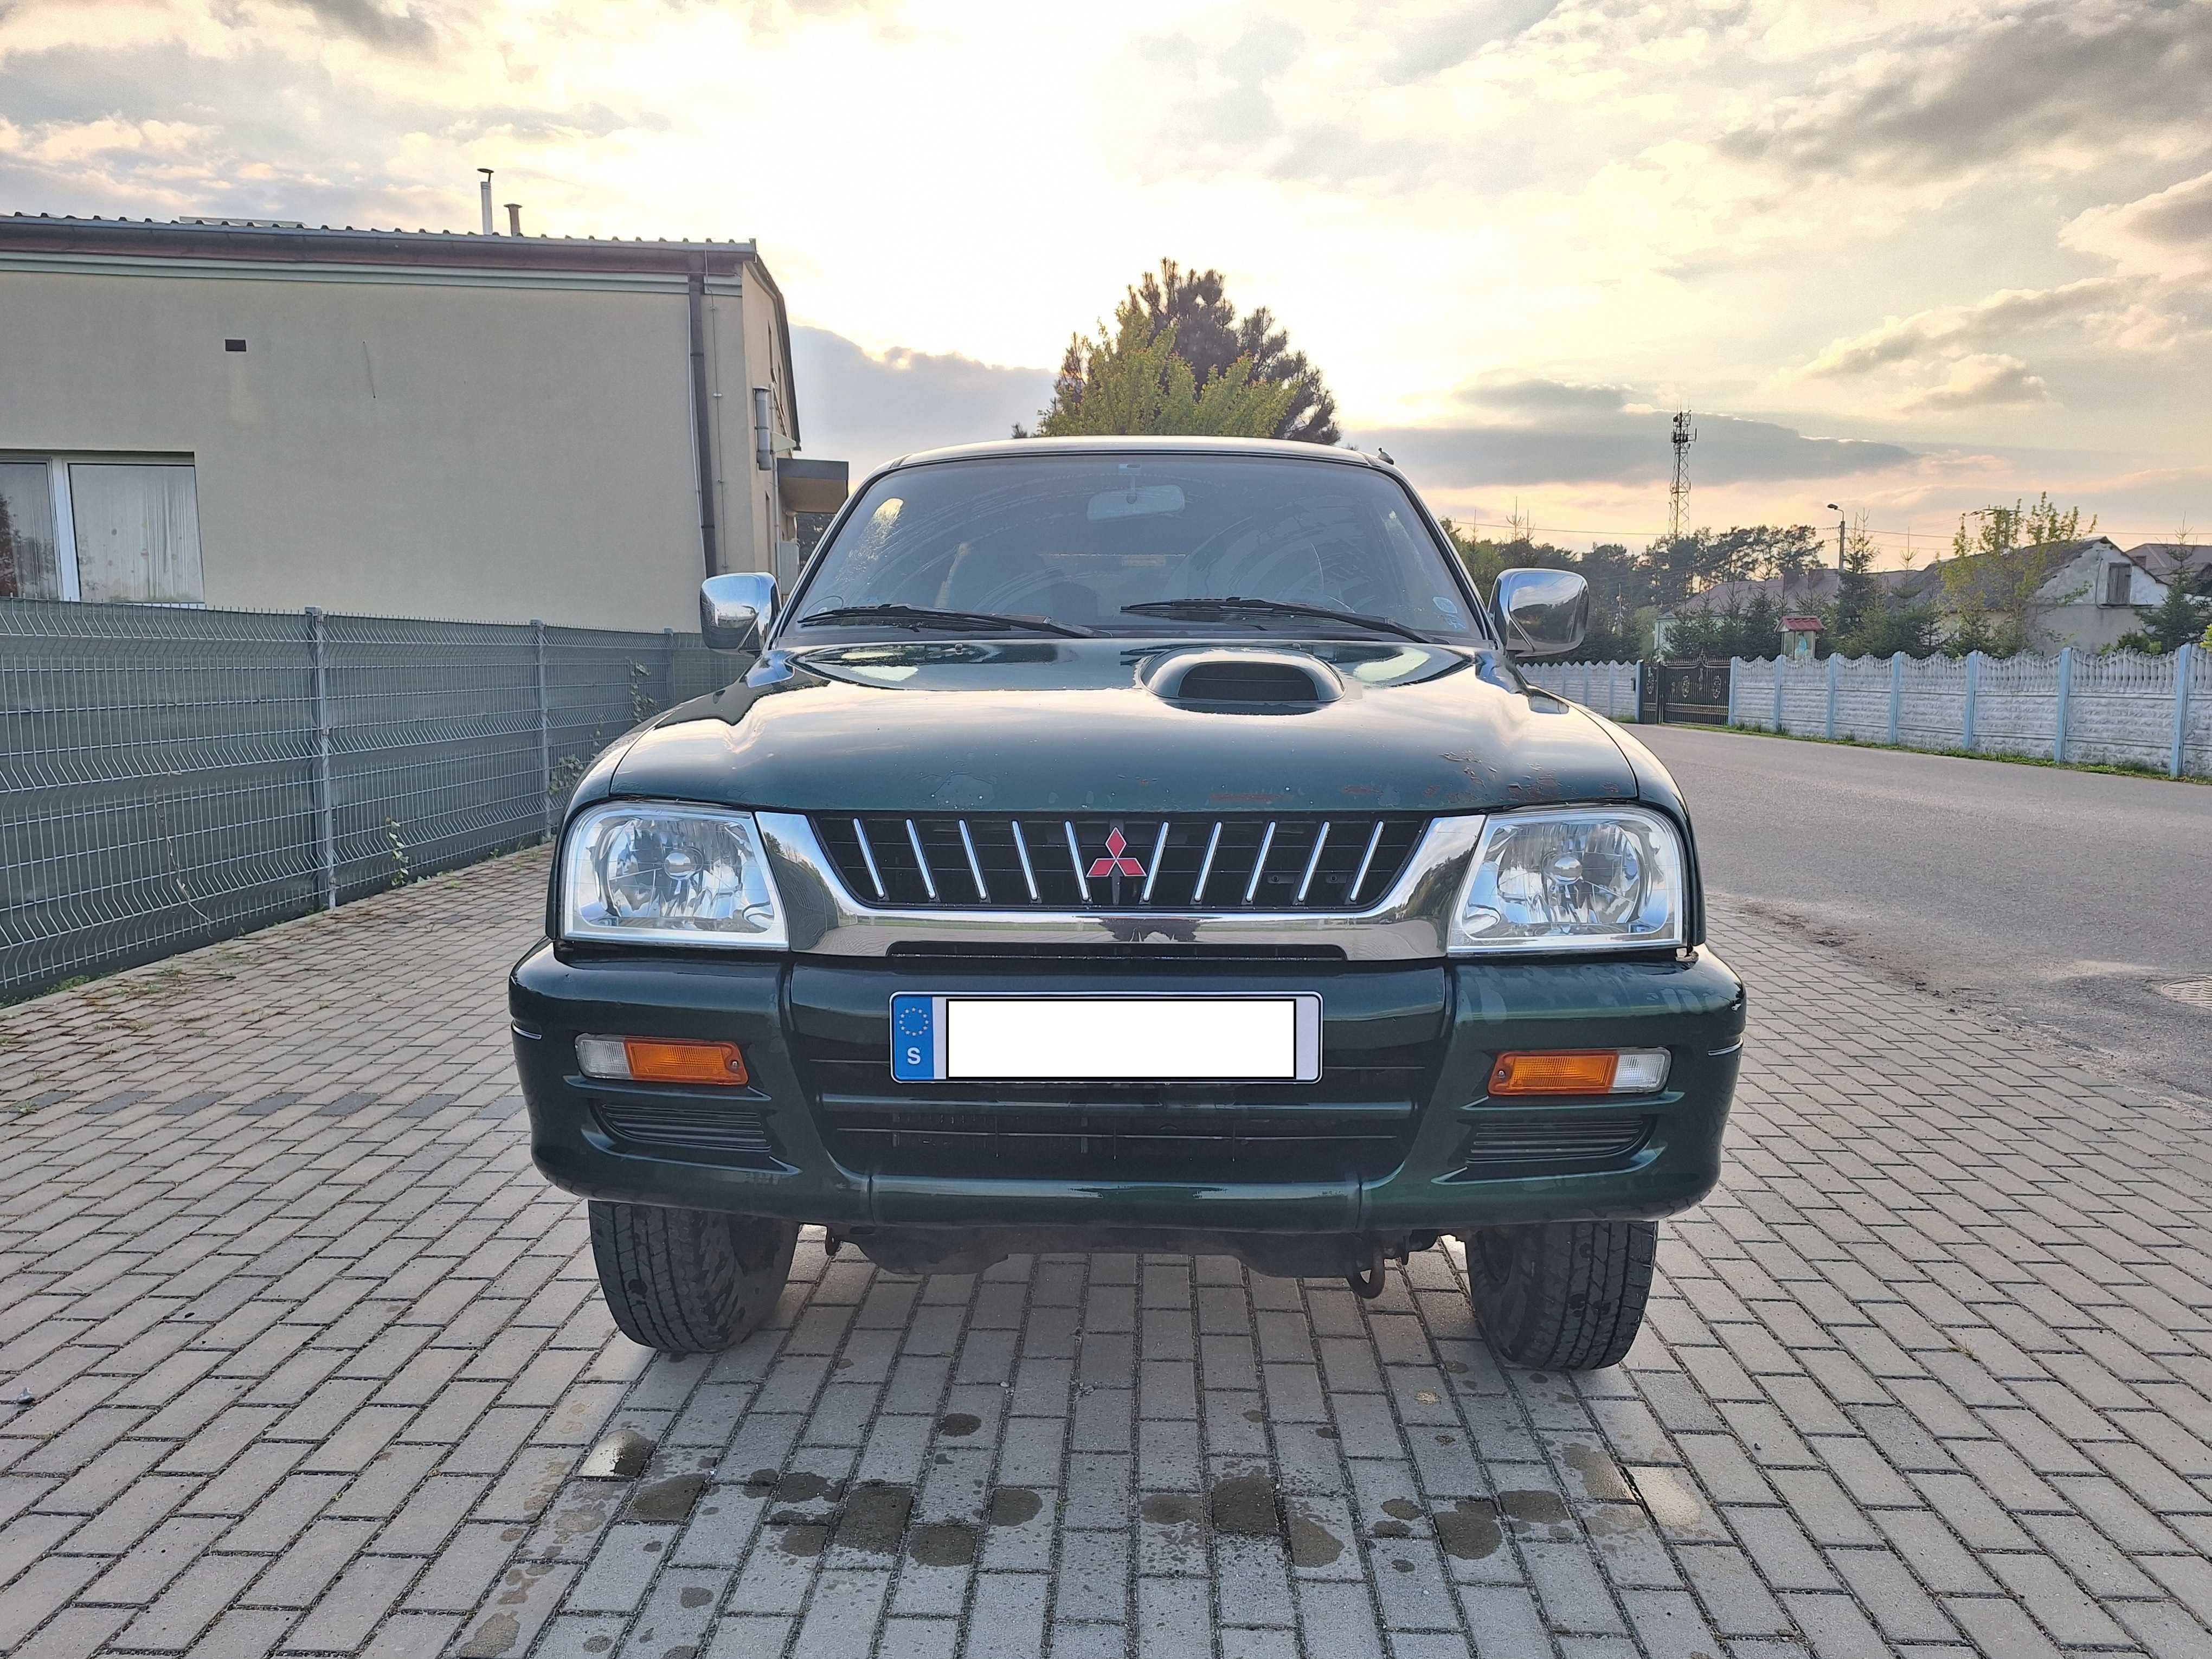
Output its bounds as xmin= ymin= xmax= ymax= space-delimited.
xmin=1450 ymin=806 xmax=1684 ymax=953
xmin=561 ymin=801 xmax=788 ymax=949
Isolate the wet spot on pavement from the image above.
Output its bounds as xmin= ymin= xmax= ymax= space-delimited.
xmin=624 ymin=1476 xmax=708 ymax=1523
xmin=1208 ymin=1475 xmax=1283 ymax=1537
xmin=834 ymin=1483 xmax=914 ymax=1554
xmin=1436 ymin=1498 xmax=1502 ymax=1560
xmin=908 ymin=1521 xmax=979 ymax=1567
xmin=938 ymin=1412 xmax=981 ymax=1438
xmin=1285 ymin=1501 xmax=1344 ymax=1567
xmin=987 ymin=1487 xmax=1043 ymax=1526
xmin=1497 ymin=1489 xmax=1570 ymax=1527
xmin=579 ymin=1428 xmax=655 ymax=1480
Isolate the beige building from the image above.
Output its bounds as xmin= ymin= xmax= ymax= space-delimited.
xmin=0 ymin=215 xmax=846 ymax=632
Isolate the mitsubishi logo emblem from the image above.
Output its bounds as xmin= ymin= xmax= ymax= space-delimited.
xmin=1087 ymin=826 xmax=1146 ymax=879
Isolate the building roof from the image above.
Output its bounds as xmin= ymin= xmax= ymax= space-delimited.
xmin=1780 ymin=614 xmax=1823 ymax=631
xmin=2126 ymin=542 xmax=2212 ymax=583
xmin=0 ymin=213 xmax=800 ymax=442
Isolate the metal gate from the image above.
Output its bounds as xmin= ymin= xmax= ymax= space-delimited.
xmin=1639 ymin=660 xmax=1732 ymax=725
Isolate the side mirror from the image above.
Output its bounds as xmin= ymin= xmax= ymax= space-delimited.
xmin=700 ymin=573 xmax=777 ymax=654
xmin=1491 ymin=567 xmax=1588 ymax=657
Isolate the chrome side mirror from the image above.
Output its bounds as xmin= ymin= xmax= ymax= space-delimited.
xmin=1491 ymin=567 xmax=1588 ymax=657
xmin=700 ymin=573 xmax=777 ymax=654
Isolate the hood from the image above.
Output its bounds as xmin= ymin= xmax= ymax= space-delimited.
xmin=608 ymin=638 xmax=1637 ymax=815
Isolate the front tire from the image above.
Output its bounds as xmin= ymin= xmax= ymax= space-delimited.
xmin=1463 ymin=1219 xmax=1656 ymax=1370
xmin=589 ymin=1201 xmax=797 ymax=1355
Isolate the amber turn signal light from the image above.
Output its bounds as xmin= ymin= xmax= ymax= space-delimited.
xmin=1489 ymin=1049 xmax=1670 ymax=1096
xmin=576 ymin=1035 xmax=749 ymax=1086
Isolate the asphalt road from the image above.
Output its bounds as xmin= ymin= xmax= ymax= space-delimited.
xmin=1639 ymin=723 xmax=2212 ymax=1103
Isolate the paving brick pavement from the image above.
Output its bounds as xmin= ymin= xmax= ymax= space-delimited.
xmin=3 ymin=848 xmax=2210 ymax=1658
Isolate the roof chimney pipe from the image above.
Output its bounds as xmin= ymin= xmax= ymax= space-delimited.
xmin=477 ymin=168 xmax=494 ymax=234
xmin=505 ymin=202 xmax=523 ymax=237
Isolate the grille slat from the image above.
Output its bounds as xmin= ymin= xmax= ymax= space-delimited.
xmin=819 ymin=814 xmax=1426 ymax=912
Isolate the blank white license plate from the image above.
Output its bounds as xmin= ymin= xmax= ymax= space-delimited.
xmin=890 ymin=994 xmax=1322 ymax=1083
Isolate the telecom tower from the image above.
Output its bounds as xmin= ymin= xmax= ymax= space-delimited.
xmin=1668 ymin=410 xmax=1696 ymax=540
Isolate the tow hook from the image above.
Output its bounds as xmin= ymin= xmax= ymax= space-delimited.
xmin=1347 ymin=1238 xmax=1387 ymax=1299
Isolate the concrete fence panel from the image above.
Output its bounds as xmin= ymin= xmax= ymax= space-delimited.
xmin=1520 ymin=659 xmax=1641 ymax=721
xmin=1725 ymin=648 xmax=2207 ymax=779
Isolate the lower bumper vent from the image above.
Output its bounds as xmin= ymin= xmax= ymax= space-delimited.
xmin=1453 ymin=1114 xmax=1652 ymax=1177
xmin=593 ymin=1099 xmax=777 ymax=1166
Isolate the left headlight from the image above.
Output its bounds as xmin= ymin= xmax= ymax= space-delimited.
xmin=1450 ymin=806 xmax=1684 ymax=953
xmin=561 ymin=802 xmax=788 ymax=949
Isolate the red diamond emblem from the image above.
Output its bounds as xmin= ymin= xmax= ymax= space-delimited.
xmin=1087 ymin=826 xmax=1145 ymax=879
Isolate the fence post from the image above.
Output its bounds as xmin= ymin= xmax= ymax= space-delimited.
xmin=1638 ymin=661 xmax=1649 ymax=724
xmin=1772 ymin=658 xmax=1786 ymax=732
xmin=2053 ymin=646 xmax=2074 ymax=764
xmin=534 ymin=619 xmax=552 ymax=838
xmin=1722 ymin=660 xmax=1734 ymax=726
xmin=1962 ymin=651 xmax=1982 ymax=751
xmin=664 ymin=627 xmax=679 ymax=710
xmin=307 ymin=607 xmax=337 ymax=910
xmin=2172 ymin=641 xmax=2196 ymax=779
xmin=1824 ymin=653 xmax=1839 ymax=740
xmin=1887 ymin=652 xmax=1904 ymax=747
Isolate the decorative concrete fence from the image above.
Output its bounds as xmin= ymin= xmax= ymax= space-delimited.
xmin=1520 ymin=659 xmax=1641 ymax=721
xmin=1729 ymin=645 xmax=2208 ymax=778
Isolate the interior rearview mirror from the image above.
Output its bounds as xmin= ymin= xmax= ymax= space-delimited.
xmin=700 ymin=572 xmax=777 ymax=654
xmin=1491 ymin=567 xmax=1589 ymax=658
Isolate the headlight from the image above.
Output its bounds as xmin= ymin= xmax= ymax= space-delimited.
xmin=561 ymin=802 xmax=787 ymax=949
xmin=1450 ymin=807 xmax=1683 ymax=953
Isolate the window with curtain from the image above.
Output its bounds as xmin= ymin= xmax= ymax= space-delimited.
xmin=0 ymin=461 xmax=62 ymax=600
xmin=69 ymin=463 xmax=204 ymax=604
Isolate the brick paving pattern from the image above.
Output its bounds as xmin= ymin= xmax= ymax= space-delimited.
xmin=3 ymin=848 xmax=2210 ymax=1658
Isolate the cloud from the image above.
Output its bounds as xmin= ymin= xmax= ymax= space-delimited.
xmin=1796 ymin=278 xmax=2133 ymax=380
xmin=1719 ymin=1 xmax=2212 ymax=184
xmin=285 ymin=0 xmax=439 ymax=53
xmin=1351 ymin=409 xmax=1914 ymax=490
xmin=1456 ymin=377 xmax=1633 ymax=414
xmin=1379 ymin=0 xmax=1561 ymax=84
xmin=1902 ymin=354 xmax=2052 ymax=413
xmin=2062 ymin=168 xmax=2212 ymax=276
xmin=789 ymin=326 xmax=1056 ymax=477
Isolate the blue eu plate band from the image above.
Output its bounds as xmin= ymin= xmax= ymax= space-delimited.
xmin=891 ymin=993 xmax=948 ymax=1082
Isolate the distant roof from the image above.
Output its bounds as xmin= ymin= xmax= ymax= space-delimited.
xmin=1781 ymin=614 xmax=1823 ymax=631
xmin=2126 ymin=542 xmax=2212 ymax=582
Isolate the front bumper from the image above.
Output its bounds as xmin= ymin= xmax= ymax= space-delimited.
xmin=509 ymin=944 xmax=1745 ymax=1239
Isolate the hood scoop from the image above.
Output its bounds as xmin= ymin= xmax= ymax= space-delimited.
xmin=1146 ymin=648 xmax=1343 ymax=710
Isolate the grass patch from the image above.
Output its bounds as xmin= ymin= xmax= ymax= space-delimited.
xmin=1713 ymin=722 xmax=2208 ymax=784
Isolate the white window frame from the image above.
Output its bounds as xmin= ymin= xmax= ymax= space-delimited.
xmin=0 ymin=451 xmax=201 ymax=606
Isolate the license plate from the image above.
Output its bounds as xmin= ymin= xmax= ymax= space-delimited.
xmin=890 ymin=994 xmax=1322 ymax=1083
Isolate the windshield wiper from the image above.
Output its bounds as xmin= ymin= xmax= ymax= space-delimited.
xmin=795 ymin=603 xmax=1094 ymax=638
xmin=1121 ymin=596 xmax=1430 ymax=643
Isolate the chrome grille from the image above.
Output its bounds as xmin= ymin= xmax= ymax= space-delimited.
xmin=812 ymin=815 xmax=1426 ymax=911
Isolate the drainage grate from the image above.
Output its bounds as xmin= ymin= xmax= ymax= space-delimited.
xmin=2159 ymin=979 xmax=2212 ymax=1012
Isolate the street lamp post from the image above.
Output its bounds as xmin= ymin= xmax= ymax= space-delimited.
xmin=1825 ymin=504 xmax=1846 ymax=571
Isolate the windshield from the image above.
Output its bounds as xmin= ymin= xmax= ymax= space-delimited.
xmin=788 ymin=453 xmax=1485 ymax=642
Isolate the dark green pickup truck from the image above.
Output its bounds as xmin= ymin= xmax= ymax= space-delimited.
xmin=510 ymin=438 xmax=1743 ymax=1369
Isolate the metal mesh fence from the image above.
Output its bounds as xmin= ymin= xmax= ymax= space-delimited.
xmin=0 ymin=599 xmax=732 ymax=999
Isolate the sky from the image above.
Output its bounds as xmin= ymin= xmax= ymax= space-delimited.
xmin=4 ymin=0 xmax=2209 ymax=563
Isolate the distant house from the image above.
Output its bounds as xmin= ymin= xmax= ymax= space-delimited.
xmin=1922 ymin=536 xmax=2177 ymax=653
xmin=1650 ymin=535 xmax=2191 ymax=658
